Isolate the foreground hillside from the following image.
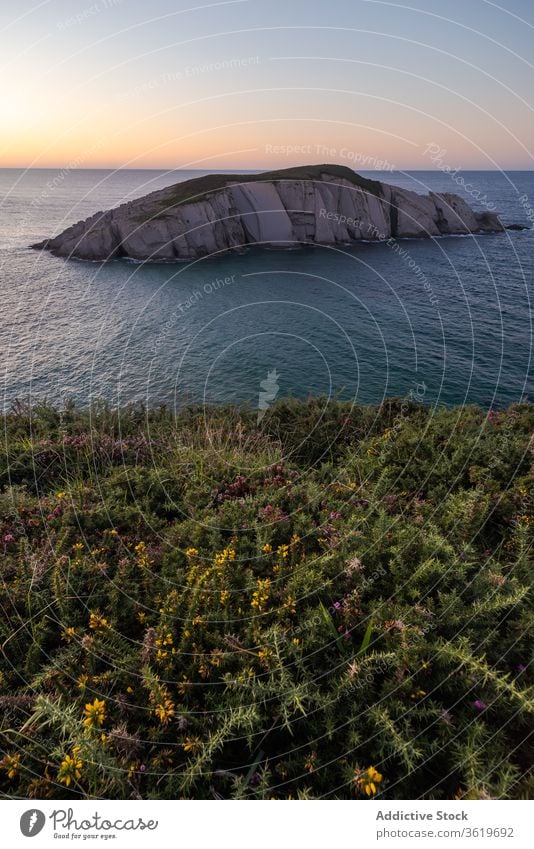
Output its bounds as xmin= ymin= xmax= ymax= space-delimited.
xmin=0 ymin=398 xmax=532 ymax=800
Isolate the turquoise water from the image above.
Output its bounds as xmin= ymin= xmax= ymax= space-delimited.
xmin=0 ymin=168 xmax=532 ymax=411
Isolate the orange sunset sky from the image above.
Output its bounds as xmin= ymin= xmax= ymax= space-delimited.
xmin=1 ymin=0 xmax=533 ymax=171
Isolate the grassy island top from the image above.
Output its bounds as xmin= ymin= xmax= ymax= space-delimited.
xmin=133 ymin=163 xmax=383 ymax=217
xmin=0 ymin=398 xmax=532 ymax=800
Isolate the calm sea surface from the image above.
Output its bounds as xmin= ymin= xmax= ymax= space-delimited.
xmin=0 ymin=168 xmax=532 ymax=411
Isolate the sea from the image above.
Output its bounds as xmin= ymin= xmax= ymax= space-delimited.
xmin=0 ymin=168 xmax=532 ymax=412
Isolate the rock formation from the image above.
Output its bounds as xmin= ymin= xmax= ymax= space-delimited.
xmin=32 ymin=164 xmax=505 ymax=261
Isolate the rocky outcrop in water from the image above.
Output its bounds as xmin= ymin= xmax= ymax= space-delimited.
xmin=32 ymin=164 xmax=505 ymax=261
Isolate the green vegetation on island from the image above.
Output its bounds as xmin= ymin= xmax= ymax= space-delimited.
xmin=148 ymin=163 xmax=383 ymax=218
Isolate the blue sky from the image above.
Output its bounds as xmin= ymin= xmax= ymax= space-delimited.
xmin=1 ymin=0 xmax=533 ymax=168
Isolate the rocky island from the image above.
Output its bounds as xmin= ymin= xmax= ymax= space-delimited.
xmin=32 ymin=164 xmax=505 ymax=261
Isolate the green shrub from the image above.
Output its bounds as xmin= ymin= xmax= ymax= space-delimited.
xmin=0 ymin=399 xmax=532 ymax=799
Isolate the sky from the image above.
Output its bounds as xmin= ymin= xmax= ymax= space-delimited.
xmin=1 ymin=0 xmax=533 ymax=170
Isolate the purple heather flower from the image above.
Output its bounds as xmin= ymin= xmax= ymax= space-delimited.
xmin=139 ymin=764 xmax=146 ymax=772
xmin=3 ymin=534 xmax=14 ymax=544
xmin=332 ymin=601 xmax=342 ymax=611
xmin=473 ymin=700 xmax=487 ymax=711
xmin=516 ymin=664 xmax=527 ymax=674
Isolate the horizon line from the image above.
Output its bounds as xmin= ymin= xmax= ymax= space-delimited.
xmin=1 ymin=166 xmax=533 ymax=172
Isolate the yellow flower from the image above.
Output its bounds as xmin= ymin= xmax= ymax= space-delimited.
xmin=83 ymin=698 xmax=106 ymax=728
xmin=355 ymin=765 xmax=383 ymax=796
xmin=182 ymin=736 xmax=202 ymax=753
xmin=89 ymin=612 xmax=109 ymax=632
xmin=292 ymin=637 xmax=301 ymax=646
xmin=1 ymin=753 xmax=21 ymax=780
xmin=62 ymin=626 xmax=76 ymax=641
xmin=251 ymin=578 xmax=271 ymax=611
xmin=56 ymin=491 xmax=67 ymax=500
xmin=186 ymin=547 xmax=199 ymax=557
xmin=77 ymin=674 xmax=89 ymax=690
xmin=134 ymin=540 xmax=152 ymax=567
xmin=153 ymin=697 xmax=175 ymax=725
xmin=58 ymin=747 xmax=83 ymax=787
xmin=220 ymin=589 xmax=230 ymax=604
xmin=213 ymin=546 xmax=236 ymax=568
xmin=277 ymin=544 xmax=289 ymax=559
xmin=262 ymin=543 xmax=272 ymax=554
xmin=258 ymin=647 xmax=272 ymax=662
xmin=410 ymin=689 xmax=427 ymax=700
xmin=284 ymin=596 xmax=297 ymax=615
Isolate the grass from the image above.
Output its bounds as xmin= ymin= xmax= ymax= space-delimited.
xmin=0 ymin=397 xmax=532 ymax=799
xmin=133 ymin=163 xmax=383 ymax=221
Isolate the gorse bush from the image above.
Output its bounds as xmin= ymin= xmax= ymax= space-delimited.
xmin=0 ymin=398 xmax=532 ymax=800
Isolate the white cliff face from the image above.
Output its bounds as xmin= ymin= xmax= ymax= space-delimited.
xmin=229 ymin=183 xmax=294 ymax=244
xmin=32 ymin=165 xmax=505 ymax=261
